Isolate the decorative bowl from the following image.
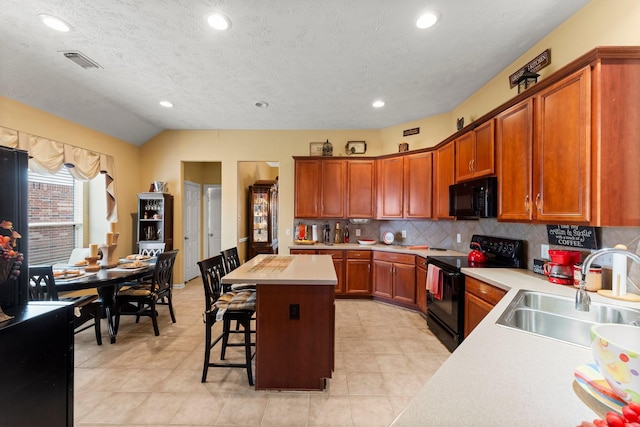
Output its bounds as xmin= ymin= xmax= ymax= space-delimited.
xmin=591 ymin=323 xmax=640 ymax=403
xmin=358 ymin=239 xmax=376 ymax=246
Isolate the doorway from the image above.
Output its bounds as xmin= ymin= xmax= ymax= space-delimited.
xmin=204 ymin=185 xmax=222 ymax=258
xmin=183 ymin=180 xmax=201 ymax=282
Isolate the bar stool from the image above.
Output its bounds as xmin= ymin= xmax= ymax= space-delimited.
xmin=197 ymin=254 xmax=255 ymax=385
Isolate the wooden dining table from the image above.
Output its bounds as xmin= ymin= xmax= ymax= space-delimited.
xmin=54 ymin=264 xmax=154 ymax=343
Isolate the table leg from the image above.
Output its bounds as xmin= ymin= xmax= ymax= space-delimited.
xmin=97 ymin=285 xmax=118 ymax=344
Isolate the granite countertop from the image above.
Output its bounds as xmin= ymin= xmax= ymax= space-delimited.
xmin=390 ymin=268 xmax=640 ymax=427
xmin=289 ymin=242 xmax=465 ymax=257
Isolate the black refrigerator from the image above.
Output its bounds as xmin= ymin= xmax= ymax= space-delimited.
xmin=0 ymin=146 xmax=29 ymax=309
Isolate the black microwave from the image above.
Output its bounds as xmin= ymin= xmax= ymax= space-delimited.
xmin=449 ymin=177 xmax=497 ymax=219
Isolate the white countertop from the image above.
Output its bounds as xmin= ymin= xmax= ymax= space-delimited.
xmin=391 ymin=268 xmax=640 ymax=427
xmin=221 ymin=254 xmax=337 ymax=285
xmin=289 ymin=242 xmax=465 ymax=258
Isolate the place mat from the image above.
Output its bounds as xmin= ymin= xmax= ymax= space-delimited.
xmin=247 ymin=256 xmax=294 ymax=273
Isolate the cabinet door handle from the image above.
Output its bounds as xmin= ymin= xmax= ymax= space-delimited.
xmin=470 ymin=159 xmax=475 ymax=172
xmin=468 ymin=160 xmax=473 ymax=172
xmin=535 ymin=193 xmax=541 ymax=211
xmin=524 ymin=194 xmax=530 ymax=212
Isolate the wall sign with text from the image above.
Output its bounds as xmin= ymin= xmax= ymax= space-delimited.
xmin=546 ymin=225 xmax=600 ymax=249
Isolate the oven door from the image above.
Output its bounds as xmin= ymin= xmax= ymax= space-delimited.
xmin=427 ymin=268 xmax=462 ymax=326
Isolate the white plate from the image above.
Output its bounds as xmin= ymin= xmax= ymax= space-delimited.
xmin=358 ymin=239 xmax=377 ymax=245
xmin=383 ymin=231 xmax=394 ymax=245
xmin=53 ymin=270 xmax=83 ymax=279
xmin=119 ymin=262 xmax=149 ymax=269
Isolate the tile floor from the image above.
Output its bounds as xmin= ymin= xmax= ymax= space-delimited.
xmin=73 ymin=279 xmax=450 ymax=426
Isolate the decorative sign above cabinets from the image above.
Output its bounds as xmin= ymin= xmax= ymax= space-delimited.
xmin=509 ymin=48 xmax=551 ymax=88
xmin=403 ymin=127 xmax=420 ymax=137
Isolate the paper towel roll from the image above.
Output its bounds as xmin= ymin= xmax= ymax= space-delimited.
xmin=312 ymin=224 xmax=318 ymax=241
xmin=612 ymin=244 xmax=628 ymax=296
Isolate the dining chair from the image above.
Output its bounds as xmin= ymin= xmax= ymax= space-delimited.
xmin=114 ymin=249 xmax=178 ymax=336
xmin=138 ymin=242 xmax=165 ymax=257
xmin=197 ymin=254 xmax=255 ymax=385
xmin=220 ymin=247 xmax=256 ymax=291
xmin=28 ymin=265 xmax=103 ymax=345
xmin=67 ymin=247 xmax=91 ymax=265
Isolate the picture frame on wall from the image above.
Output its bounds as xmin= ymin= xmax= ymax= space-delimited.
xmin=345 ymin=141 xmax=367 ymax=155
xmin=309 ymin=142 xmax=324 ymax=156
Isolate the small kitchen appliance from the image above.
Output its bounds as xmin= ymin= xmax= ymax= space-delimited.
xmin=425 ymin=235 xmax=525 ymax=352
xmin=467 ymin=242 xmax=488 ymax=263
xmin=544 ymin=250 xmax=581 ymax=285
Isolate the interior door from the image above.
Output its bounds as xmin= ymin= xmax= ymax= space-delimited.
xmin=205 ymin=185 xmax=222 ymax=258
xmin=183 ymin=181 xmax=201 ymax=281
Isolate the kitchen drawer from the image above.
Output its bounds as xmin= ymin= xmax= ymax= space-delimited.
xmin=318 ymin=249 xmax=344 ymax=259
xmin=465 ymin=276 xmax=506 ymax=305
xmin=346 ymin=250 xmax=371 ymax=259
xmin=373 ymin=251 xmax=415 ymax=265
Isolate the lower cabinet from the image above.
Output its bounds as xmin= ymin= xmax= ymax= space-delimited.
xmin=345 ymin=251 xmax=371 ymax=295
xmin=464 ymin=276 xmax=507 ymax=337
xmin=373 ymin=252 xmax=416 ymax=306
xmin=318 ymin=249 xmax=345 ymax=295
xmin=416 ymin=256 xmax=427 ymax=315
xmin=291 ymin=249 xmax=345 ymax=295
xmin=0 ymin=302 xmax=74 ymax=426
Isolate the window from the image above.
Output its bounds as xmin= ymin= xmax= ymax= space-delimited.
xmin=28 ymin=167 xmax=84 ymax=264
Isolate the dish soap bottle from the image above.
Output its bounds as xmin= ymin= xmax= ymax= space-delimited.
xmin=343 ymin=223 xmax=350 ymax=243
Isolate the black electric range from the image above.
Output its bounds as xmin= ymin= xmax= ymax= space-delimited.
xmin=425 ymin=235 xmax=526 ymax=352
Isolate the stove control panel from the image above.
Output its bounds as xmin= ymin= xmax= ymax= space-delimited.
xmin=470 ymin=235 xmax=525 ymax=267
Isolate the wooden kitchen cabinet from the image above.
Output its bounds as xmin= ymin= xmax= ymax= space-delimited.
xmin=376 ymin=152 xmax=432 ymax=219
xmin=318 ymin=249 xmax=345 ymax=295
xmin=455 ymin=120 xmax=495 ymax=183
xmin=416 ymin=256 xmax=427 ymax=315
xmin=346 ymin=159 xmax=375 ymax=218
xmin=372 ymin=251 xmax=416 ymax=307
xmin=404 ymin=151 xmax=433 ymax=218
xmin=345 ymin=250 xmax=371 ymax=295
xmin=294 ymin=159 xmax=321 ymax=218
xmin=496 ymin=99 xmax=534 ymax=221
xmin=291 ymin=248 xmax=345 ymax=295
xmin=464 ymin=276 xmax=506 ymax=337
xmin=293 ymin=158 xmax=345 ymax=218
xmin=434 ymin=142 xmax=455 ymax=219
xmin=497 ymin=68 xmax=590 ymax=223
xmin=376 ymin=156 xmax=404 ymax=218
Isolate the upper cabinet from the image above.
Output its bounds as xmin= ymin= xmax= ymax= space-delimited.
xmin=434 ymin=142 xmax=455 ymax=219
xmin=376 ymin=152 xmax=432 ymax=219
xmin=497 ymin=68 xmax=590 ymax=223
xmin=455 ymin=120 xmax=494 ymax=183
xmin=294 ymin=157 xmax=374 ymax=219
xmin=346 ymin=159 xmax=376 ymax=218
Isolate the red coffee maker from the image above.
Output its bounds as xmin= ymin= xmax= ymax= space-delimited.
xmin=544 ymin=250 xmax=582 ymax=285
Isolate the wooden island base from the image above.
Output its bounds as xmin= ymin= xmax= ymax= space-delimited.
xmin=256 ymin=283 xmax=335 ymax=390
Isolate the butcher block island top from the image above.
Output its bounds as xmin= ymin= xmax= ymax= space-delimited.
xmin=222 ymin=254 xmax=337 ymax=391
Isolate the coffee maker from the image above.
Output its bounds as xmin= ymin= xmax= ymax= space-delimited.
xmin=544 ymin=250 xmax=581 ymax=285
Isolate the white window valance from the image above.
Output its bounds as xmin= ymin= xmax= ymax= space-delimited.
xmin=0 ymin=125 xmax=118 ymax=222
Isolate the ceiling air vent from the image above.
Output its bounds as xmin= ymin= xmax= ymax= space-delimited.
xmin=61 ymin=51 xmax=102 ymax=69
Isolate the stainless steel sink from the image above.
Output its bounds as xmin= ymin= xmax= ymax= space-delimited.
xmin=496 ymin=290 xmax=640 ymax=348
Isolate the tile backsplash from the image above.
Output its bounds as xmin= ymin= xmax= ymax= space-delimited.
xmin=295 ymin=218 xmax=640 ymax=295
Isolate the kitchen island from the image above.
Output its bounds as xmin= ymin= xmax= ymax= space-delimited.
xmin=390 ymin=268 xmax=640 ymax=426
xmin=221 ymin=254 xmax=337 ymax=391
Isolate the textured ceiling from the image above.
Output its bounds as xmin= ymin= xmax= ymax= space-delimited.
xmin=0 ymin=0 xmax=589 ymax=146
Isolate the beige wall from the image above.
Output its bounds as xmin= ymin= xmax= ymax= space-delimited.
xmin=0 ymin=96 xmax=141 ymax=260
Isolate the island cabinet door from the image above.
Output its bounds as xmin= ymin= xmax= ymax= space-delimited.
xmin=255 ymin=283 xmax=334 ymax=390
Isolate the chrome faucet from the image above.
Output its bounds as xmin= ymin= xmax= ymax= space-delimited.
xmin=576 ymin=247 xmax=640 ymax=311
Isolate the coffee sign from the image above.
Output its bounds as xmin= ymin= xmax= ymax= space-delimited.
xmin=546 ymin=225 xmax=600 ymax=249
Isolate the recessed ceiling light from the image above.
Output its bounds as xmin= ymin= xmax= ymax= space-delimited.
xmin=207 ymin=13 xmax=231 ymax=31
xmin=372 ymin=100 xmax=385 ymax=108
xmin=159 ymin=100 xmax=174 ymax=108
xmin=255 ymin=101 xmax=269 ymax=108
xmin=416 ymin=11 xmax=440 ymax=29
xmin=39 ymin=14 xmax=72 ymax=32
